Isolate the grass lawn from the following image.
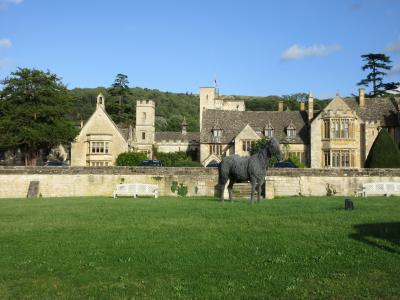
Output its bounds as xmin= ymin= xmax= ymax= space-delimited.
xmin=0 ymin=196 xmax=399 ymax=299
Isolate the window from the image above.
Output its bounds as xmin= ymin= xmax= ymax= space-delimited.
xmin=209 ymin=144 xmax=222 ymax=155
xmin=287 ymin=128 xmax=296 ymax=138
xmin=264 ymin=122 xmax=274 ymax=138
xmin=286 ymin=121 xmax=296 ymax=138
xmin=213 ymin=129 xmax=223 ymax=138
xmin=142 ymin=112 xmax=146 ymax=122
xmin=324 ymin=119 xmax=353 ymax=140
xmin=142 ymin=132 xmax=146 ymax=140
xmin=289 ymin=151 xmax=305 ymax=163
xmin=323 ymin=150 xmax=355 ymax=168
xmin=242 ymin=140 xmax=255 ymax=152
xmin=90 ymin=141 xmax=110 ymax=154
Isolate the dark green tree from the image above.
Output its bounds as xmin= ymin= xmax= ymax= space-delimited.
xmin=365 ymin=128 xmax=400 ymax=168
xmin=358 ymin=53 xmax=392 ymax=96
xmin=108 ymin=74 xmax=131 ymax=124
xmin=0 ymin=68 xmax=79 ymax=165
xmin=115 ymin=151 xmax=147 ymax=166
xmin=384 ymin=82 xmax=400 ymax=93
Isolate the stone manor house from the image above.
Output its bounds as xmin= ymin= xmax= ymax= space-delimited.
xmin=70 ymin=87 xmax=400 ymax=168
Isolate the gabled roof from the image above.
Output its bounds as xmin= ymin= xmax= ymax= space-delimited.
xmin=343 ymin=97 xmax=399 ymax=126
xmin=201 ymin=110 xmax=309 ymax=144
xmin=155 ymin=132 xmax=199 ymax=143
xmin=75 ymin=106 xmax=127 ymax=143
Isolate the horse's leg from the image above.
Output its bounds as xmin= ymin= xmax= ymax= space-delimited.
xmin=257 ymin=179 xmax=263 ymax=203
xmin=250 ymin=178 xmax=256 ymax=205
xmin=228 ymin=179 xmax=234 ymax=201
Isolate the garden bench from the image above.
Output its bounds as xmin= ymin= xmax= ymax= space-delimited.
xmin=355 ymin=182 xmax=400 ymax=197
xmin=113 ymin=183 xmax=159 ymax=198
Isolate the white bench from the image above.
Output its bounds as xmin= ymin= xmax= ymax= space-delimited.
xmin=355 ymin=182 xmax=400 ymax=197
xmin=113 ymin=184 xmax=159 ymax=198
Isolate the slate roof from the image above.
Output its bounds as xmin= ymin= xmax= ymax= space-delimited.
xmin=201 ymin=110 xmax=309 ymax=144
xmin=343 ymin=97 xmax=399 ymax=126
xmin=155 ymin=132 xmax=200 ymax=143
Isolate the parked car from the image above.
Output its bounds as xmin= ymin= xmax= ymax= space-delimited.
xmin=44 ymin=161 xmax=66 ymax=166
xmin=139 ymin=160 xmax=162 ymax=167
xmin=273 ymin=161 xmax=296 ymax=168
xmin=206 ymin=162 xmax=220 ymax=168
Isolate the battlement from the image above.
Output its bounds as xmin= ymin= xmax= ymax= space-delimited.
xmin=136 ymin=100 xmax=155 ymax=107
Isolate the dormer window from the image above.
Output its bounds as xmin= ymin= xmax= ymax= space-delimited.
xmin=264 ymin=121 xmax=274 ymax=138
xmin=286 ymin=120 xmax=296 ymax=138
xmin=212 ymin=121 xmax=223 ymax=141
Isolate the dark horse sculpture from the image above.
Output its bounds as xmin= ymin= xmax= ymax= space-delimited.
xmin=218 ymin=137 xmax=282 ymax=204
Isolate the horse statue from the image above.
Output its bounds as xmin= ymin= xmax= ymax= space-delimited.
xmin=218 ymin=137 xmax=282 ymax=204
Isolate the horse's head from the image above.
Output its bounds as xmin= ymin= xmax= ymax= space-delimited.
xmin=266 ymin=137 xmax=282 ymax=161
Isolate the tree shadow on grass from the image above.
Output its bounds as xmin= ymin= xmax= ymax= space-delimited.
xmin=349 ymin=222 xmax=400 ymax=255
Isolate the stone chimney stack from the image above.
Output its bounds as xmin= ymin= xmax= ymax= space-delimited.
xmin=181 ymin=116 xmax=187 ymax=135
xmin=359 ymin=88 xmax=365 ymax=107
xmin=300 ymin=102 xmax=305 ymax=111
xmin=80 ymin=120 xmax=84 ymax=128
xmin=278 ymin=101 xmax=284 ymax=112
xmin=308 ymin=93 xmax=314 ymax=121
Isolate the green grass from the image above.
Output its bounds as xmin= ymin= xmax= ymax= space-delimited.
xmin=0 ymin=196 xmax=399 ymax=299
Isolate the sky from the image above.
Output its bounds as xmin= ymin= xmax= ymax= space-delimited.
xmin=0 ymin=0 xmax=400 ymax=98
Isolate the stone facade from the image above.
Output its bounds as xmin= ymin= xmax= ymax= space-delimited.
xmin=201 ymin=87 xmax=400 ymax=168
xmin=71 ymin=95 xmax=199 ymax=166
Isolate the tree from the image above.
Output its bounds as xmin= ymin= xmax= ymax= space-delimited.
xmin=108 ymin=74 xmax=130 ymax=123
xmin=115 ymin=151 xmax=147 ymax=166
xmin=0 ymin=68 xmax=79 ymax=166
xmin=358 ymin=53 xmax=392 ymax=96
xmin=365 ymin=128 xmax=400 ymax=168
xmin=384 ymin=82 xmax=400 ymax=93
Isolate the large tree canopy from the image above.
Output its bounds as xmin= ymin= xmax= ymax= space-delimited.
xmin=357 ymin=53 xmax=392 ymax=96
xmin=0 ymin=68 xmax=79 ymax=165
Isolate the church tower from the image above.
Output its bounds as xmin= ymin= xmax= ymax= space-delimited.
xmin=135 ymin=100 xmax=155 ymax=157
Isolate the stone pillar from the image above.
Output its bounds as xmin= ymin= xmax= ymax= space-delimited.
xmin=359 ymin=88 xmax=365 ymax=107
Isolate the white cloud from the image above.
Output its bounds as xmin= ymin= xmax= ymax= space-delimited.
xmin=0 ymin=0 xmax=23 ymax=9
xmin=280 ymin=44 xmax=341 ymax=61
xmin=388 ymin=64 xmax=400 ymax=76
xmin=386 ymin=36 xmax=400 ymax=53
xmin=0 ymin=38 xmax=12 ymax=48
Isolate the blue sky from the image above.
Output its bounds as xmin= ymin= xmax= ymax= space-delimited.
xmin=0 ymin=0 xmax=399 ymax=98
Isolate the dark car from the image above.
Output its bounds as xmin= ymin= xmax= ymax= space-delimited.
xmin=273 ymin=161 xmax=296 ymax=168
xmin=140 ymin=160 xmax=162 ymax=167
xmin=206 ymin=162 xmax=220 ymax=168
xmin=44 ymin=161 xmax=66 ymax=166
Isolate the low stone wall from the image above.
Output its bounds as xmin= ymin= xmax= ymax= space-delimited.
xmin=0 ymin=167 xmax=399 ymax=199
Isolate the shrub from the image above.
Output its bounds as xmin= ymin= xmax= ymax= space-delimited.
xmin=287 ymin=155 xmax=305 ymax=168
xmin=155 ymin=151 xmax=200 ymax=167
xmin=116 ymin=151 xmax=148 ymax=166
xmin=365 ymin=129 xmax=400 ymax=168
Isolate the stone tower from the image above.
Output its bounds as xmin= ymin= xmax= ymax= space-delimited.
xmin=199 ymin=87 xmax=218 ymax=130
xmin=135 ymin=100 xmax=155 ymax=156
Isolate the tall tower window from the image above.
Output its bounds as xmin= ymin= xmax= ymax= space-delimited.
xmin=142 ymin=112 xmax=147 ymax=122
xmin=142 ymin=132 xmax=146 ymax=140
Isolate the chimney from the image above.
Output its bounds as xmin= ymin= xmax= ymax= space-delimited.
xmin=80 ymin=120 xmax=84 ymax=128
xmin=359 ymin=88 xmax=365 ymax=107
xmin=308 ymin=93 xmax=314 ymax=121
xmin=181 ymin=116 xmax=187 ymax=135
xmin=300 ymin=102 xmax=305 ymax=111
xmin=278 ymin=101 xmax=284 ymax=112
